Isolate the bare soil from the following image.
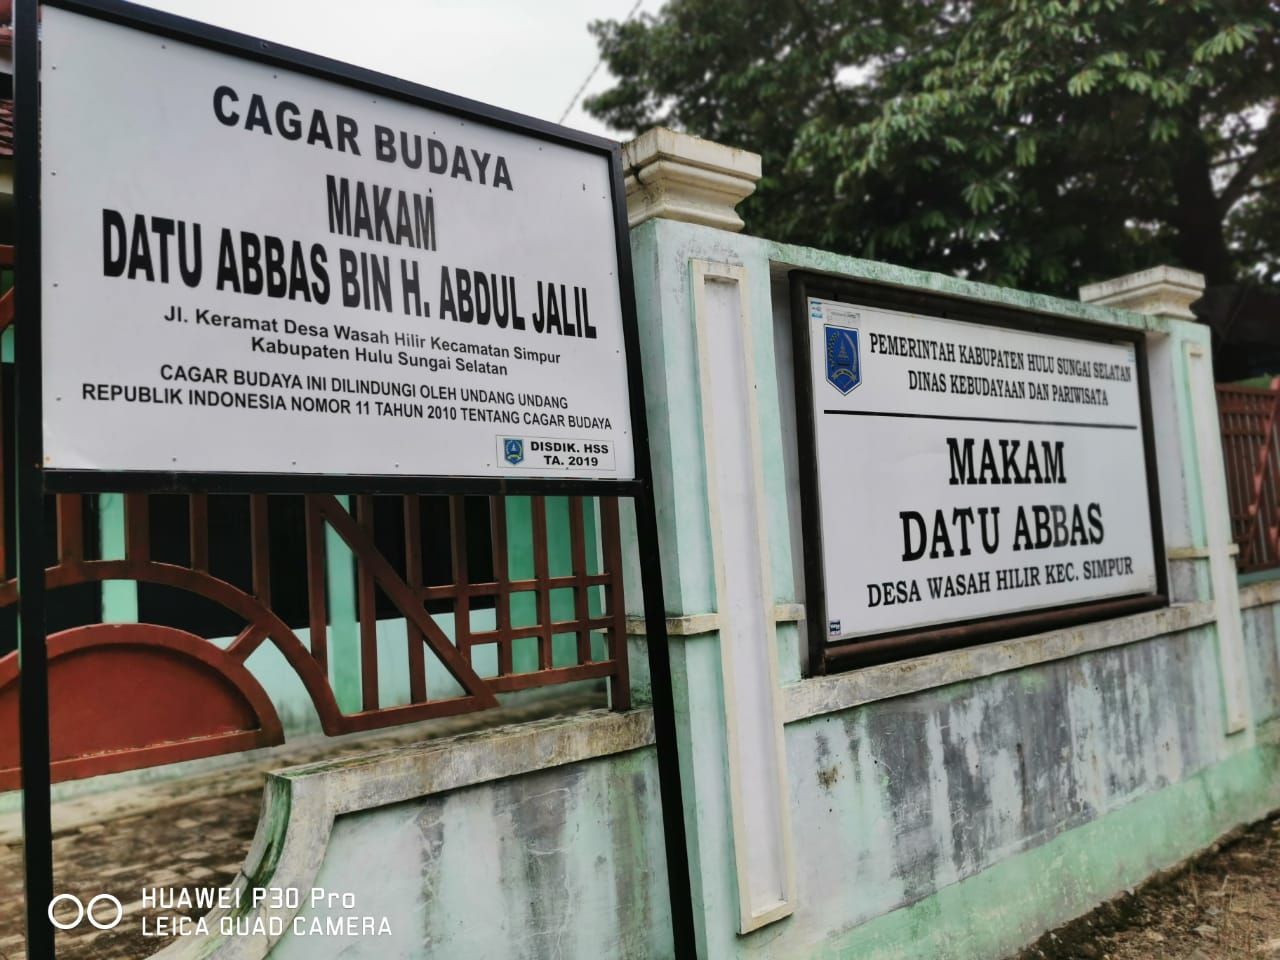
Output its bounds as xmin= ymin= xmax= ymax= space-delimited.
xmin=1017 ymin=812 xmax=1280 ymax=960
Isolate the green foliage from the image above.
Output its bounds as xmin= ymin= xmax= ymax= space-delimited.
xmin=587 ymin=0 xmax=1280 ymax=294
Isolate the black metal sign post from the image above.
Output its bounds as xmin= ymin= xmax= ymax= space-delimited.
xmin=14 ymin=0 xmax=56 ymax=955
xmin=13 ymin=1 xmax=698 ymax=955
xmin=608 ymin=152 xmax=698 ymax=958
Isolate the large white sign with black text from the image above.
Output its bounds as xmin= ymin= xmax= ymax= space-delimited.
xmin=808 ymin=296 xmax=1159 ymax=641
xmin=40 ymin=7 xmax=634 ymax=480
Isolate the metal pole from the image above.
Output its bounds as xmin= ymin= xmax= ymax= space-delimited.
xmin=603 ymin=144 xmax=697 ymax=956
xmin=635 ymin=483 xmax=697 ymax=958
xmin=14 ymin=0 xmax=56 ymax=955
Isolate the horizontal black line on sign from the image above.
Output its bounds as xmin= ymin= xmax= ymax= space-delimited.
xmin=822 ymin=409 xmax=1139 ymax=430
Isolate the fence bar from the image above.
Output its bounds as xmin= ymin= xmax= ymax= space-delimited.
xmin=569 ymin=496 xmax=591 ymax=663
xmin=531 ymin=496 xmax=552 ymax=669
xmin=124 ymin=493 xmax=149 ymax=561
xmin=449 ymin=495 xmax=471 ymax=656
xmin=188 ymin=494 xmax=209 ymax=571
xmin=304 ymin=496 xmax=328 ymax=672
xmin=420 ymin=573 xmax=609 ymax=600
xmin=599 ymin=496 xmax=631 ymax=710
xmin=250 ymin=494 xmax=271 ymax=605
xmin=56 ymin=495 xmax=83 ymax=563
xmin=403 ymin=495 xmax=427 ymax=702
xmin=491 ymin=496 xmax=513 ymax=676
xmin=356 ymin=495 xmax=379 ymax=711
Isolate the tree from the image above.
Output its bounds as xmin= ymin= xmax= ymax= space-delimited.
xmin=587 ymin=0 xmax=1279 ymax=296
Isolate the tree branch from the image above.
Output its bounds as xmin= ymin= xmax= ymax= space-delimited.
xmin=1218 ymin=114 xmax=1280 ymax=212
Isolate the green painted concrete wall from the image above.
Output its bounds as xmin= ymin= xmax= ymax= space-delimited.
xmin=240 ymin=218 xmax=1280 ymax=960
xmin=11 ymin=213 xmax=1266 ymax=958
xmin=270 ymin=749 xmax=672 ymax=959
xmin=249 ymin=621 xmax=1280 ymax=960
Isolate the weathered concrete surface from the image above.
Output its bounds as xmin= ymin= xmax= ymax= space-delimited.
xmin=783 ymin=603 xmax=1217 ymax=724
xmin=145 ymin=709 xmax=663 ymax=960
xmin=269 ymin=750 xmax=669 ymax=959
xmin=187 ymin=610 xmax=1279 ymax=960
xmin=0 ymin=693 xmax=607 ymax=960
xmin=116 ymin=215 xmax=1280 ymax=960
xmin=1242 ymin=582 xmax=1280 ymax=725
xmin=774 ymin=625 xmax=1280 ymax=958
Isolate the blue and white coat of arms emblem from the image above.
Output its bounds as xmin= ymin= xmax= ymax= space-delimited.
xmin=503 ymin=438 xmax=524 ymax=465
xmin=825 ymin=325 xmax=861 ymax=394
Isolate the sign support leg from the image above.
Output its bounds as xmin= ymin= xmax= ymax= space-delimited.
xmin=14 ymin=0 xmax=56 ymax=955
xmin=636 ymin=484 xmax=698 ymax=958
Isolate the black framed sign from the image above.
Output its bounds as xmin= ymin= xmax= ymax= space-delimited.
xmin=789 ymin=272 xmax=1167 ymax=674
xmin=13 ymin=2 xmax=697 ymax=956
xmin=36 ymin=0 xmax=646 ymax=495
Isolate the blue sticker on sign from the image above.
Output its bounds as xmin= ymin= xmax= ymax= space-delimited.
xmin=825 ymin=325 xmax=861 ymax=395
xmin=503 ymin=438 xmax=524 ymax=465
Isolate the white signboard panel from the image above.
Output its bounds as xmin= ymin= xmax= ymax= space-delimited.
xmin=39 ymin=7 xmax=635 ymax=481
xmin=807 ymin=296 xmax=1159 ymax=641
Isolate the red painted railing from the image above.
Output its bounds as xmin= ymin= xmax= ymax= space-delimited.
xmin=1217 ymin=380 xmax=1280 ymax=573
xmin=0 ymin=246 xmax=631 ymax=787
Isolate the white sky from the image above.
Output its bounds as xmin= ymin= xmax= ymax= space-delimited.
xmin=133 ymin=0 xmax=657 ymax=140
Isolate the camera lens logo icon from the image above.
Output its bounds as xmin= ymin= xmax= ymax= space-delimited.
xmin=48 ymin=893 xmax=124 ymax=930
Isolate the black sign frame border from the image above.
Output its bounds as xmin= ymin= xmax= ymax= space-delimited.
xmin=36 ymin=0 xmax=649 ymax=497
xmin=13 ymin=2 xmax=698 ymax=956
xmin=789 ymin=270 xmax=1169 ymax=677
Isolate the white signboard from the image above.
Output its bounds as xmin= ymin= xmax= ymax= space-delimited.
xmin=39 ymin=7 xmax=635 ymax=481
xmin=807 ymin=296 xmax=1159 ymax=641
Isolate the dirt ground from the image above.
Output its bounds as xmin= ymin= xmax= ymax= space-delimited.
xmin=1018 ymin=812 xmax=1280 ymax=960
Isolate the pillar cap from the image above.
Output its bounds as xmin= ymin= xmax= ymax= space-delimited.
xmin=622 ymin=127 xmax=761 ymax=232
xmin=1079 ymin=266 xmax=1205 ymax=321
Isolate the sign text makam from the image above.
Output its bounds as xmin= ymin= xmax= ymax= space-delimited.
xmin=40 ymin=6 xmax=635 ymax=480
xmin=795 ymin=283 xmax=1163 ymax=654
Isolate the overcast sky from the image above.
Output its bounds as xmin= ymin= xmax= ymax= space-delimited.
xmin=134 ymin=0 xmax=657 ymax=140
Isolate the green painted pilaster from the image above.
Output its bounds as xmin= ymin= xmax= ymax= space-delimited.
xmin=628 ymin=218 xmax=756 ymax=960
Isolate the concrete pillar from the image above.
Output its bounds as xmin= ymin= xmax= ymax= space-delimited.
xmin=623 ymin=127 xmax=761 ymax=232
xmin=1081 ymin=267 xmax=1250 ymax=733
xmin=1079 ymin=265 xmax=1204 ymax=320
xmin=623 ymin=128 xmax=798 ymax=955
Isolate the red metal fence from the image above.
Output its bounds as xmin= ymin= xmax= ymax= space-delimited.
xmin=1217 ymin=380 xmax=1280 ymax=573
xmin=0 ymin=245 xmax=631 ymax=787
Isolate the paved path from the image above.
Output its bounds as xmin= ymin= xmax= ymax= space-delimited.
xmin=0 ymin=691 xmax=603 ymax=960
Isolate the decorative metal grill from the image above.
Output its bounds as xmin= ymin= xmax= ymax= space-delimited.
xmin=0 ymin=244 xmax=630 ymax=787
xmin=1217 ymin=380 xmax=1280 ymax=573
